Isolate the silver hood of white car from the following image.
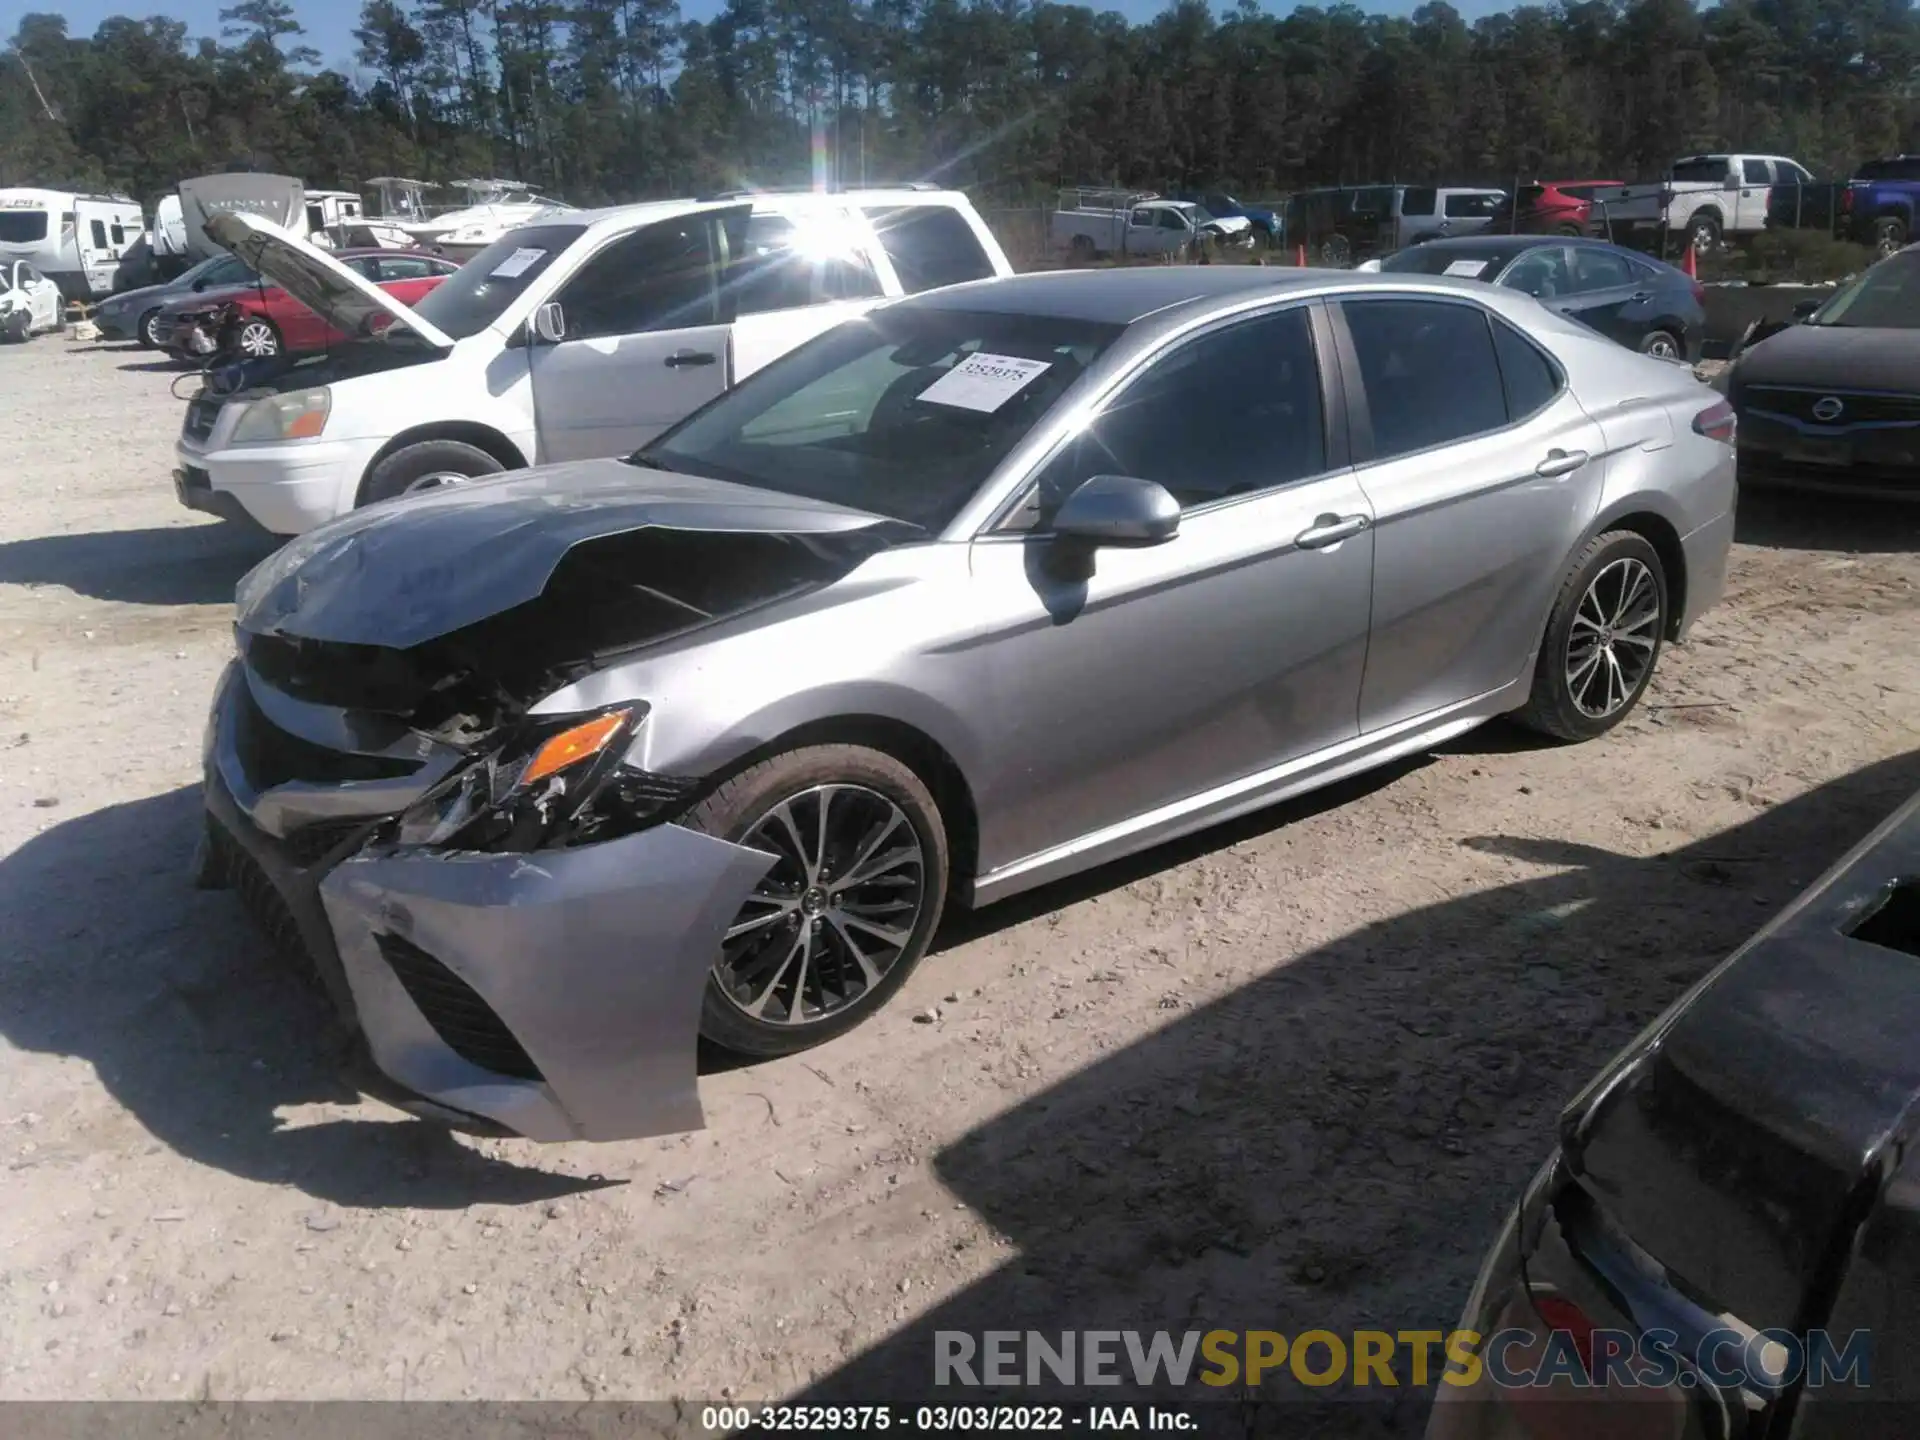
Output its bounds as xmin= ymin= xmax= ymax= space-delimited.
xmin=202 ymin=210 xmax=457 ymax=351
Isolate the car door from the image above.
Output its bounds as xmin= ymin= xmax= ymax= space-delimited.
xmin=1332 ymin=295 xmax=1606 ymax=733
xmin=1735 ymin=159 xmax=1772 ymax=230
xmin=21 ymin=264 xmax=57 ymax=329
xmin=529 ymin=211 xmax=735 ymax=462
xmin=965 ymin=301 xmax=1376 ymax=867
xmin=721 ymin=209 xmax=889 ymax=384
xmin=1551 ymin=245 xmax=1652 ymax=347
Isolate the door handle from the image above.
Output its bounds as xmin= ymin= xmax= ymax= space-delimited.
xmin=664 ymin=350 xmax=718 ymax=368
xmin=1295 ymin=513 xmax=1371 ymax=549
xmin=1536 ymin=448 xmax=1590 ymax=478
xmin=1629 ymin=291 xmax=1652 ymax=302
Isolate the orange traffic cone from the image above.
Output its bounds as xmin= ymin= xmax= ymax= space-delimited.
xmin=1680 ymin=241 xmax=1698 ymax=280
xmin=1295 ymin=243 xmax=1307 ymax=267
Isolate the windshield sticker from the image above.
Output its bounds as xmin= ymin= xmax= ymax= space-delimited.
xmin=917 ymin=353 xmax=1053 ymax=413
xmin=1444 ymin=259 xmax=1492 ymax=278
xmin=490 ymin=247 xmax=547 ymax=279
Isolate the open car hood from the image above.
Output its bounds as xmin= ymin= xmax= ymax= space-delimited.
xmin=202 ymin=211 xmax=456 ymax=352
xmin=234 ymin=458 xmax=914 ymax=651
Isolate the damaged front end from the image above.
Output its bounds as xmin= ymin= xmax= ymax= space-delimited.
xmin=200 ymin=464 xmax=912 ymax=1140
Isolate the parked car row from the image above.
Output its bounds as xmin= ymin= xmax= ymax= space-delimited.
xmin=1767 ymin=153 xmax=1920 ymax=257
xmin=159 ymin=248 xmax=460 ymax=360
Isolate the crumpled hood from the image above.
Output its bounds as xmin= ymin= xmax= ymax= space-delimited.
xmin=1733 ymin=321 xmax=1920 ymax=393
xmin=236 ymin=458 xmax=910 ymax=650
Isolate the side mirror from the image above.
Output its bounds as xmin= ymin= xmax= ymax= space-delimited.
xmin=1051 ymin=474 xmax=1181 ymax=548
xmin=531 ymin=301 xmax=566 ymax=344
xmin=1792 ymin=298 xmax=1822 ymax=321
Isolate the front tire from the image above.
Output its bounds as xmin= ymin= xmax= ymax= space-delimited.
xmin=359 ymin=438 xmax=505 ymax=506
xmin=1515 ymin=531 xmax=1668 ymax=742
xmin=686 ymin=744 xmax=950 ymax=1058
xmin=234 ymin=317 xmax=281 ymax=358
xmin=1874 ymin=216 xmax=1907 ymax=258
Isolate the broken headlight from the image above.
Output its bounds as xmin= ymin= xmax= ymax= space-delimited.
xmin=396 ymin=704 xmax=662 ymax=852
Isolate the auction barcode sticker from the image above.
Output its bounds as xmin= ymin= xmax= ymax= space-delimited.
xmin=918 ymin=353 xmax=1053 ymax=413
xmin=1444 ymin=258 xmax=1492 ymax=278
xmin=490 ymin=247 xmax=547 ymax=279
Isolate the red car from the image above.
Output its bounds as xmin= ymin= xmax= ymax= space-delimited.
xmin=162 ymin=248 xmax=460 ymax=359
xmin=1490 ymin=179 xmax=1627 ymax=237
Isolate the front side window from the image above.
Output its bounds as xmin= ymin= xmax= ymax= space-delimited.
xmin=1499 ymin=247 xmax=1572 ymax=298
xmin=202 ymin=255 xmax=253 ymax=287
xmin=1159 ymin=209 xmax=1189 ymax=232
xmin=409 ymin=221 xmax=588 ymax=340
xmin=1567 ymin=247 xmax=1636 ymax=293
xmin=861 ymin=205 xmax=996 ymax=294
xmin=1341 ymin=298 xmax=1509 ymax=460
xmin=557 ymin=217 xmax=719 ymax=339
xmin=644 ymin=308 xmax=1122 ymax=532
xmin=1026 ymin=306 xmax=1325 ymax=515
xmin=345 ymin=255 xmax=384 ymax=280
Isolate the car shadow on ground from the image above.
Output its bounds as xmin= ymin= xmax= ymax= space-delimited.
xmin=117 ymin=357 xmax=195 ymax=374
xmin=0 ymin=785 xmax=607 ymax=1210
xmin=0 ymin=522 xmax=279 ymax=606
xmin=784 ymin=748 xmax=1920 ymax=1434
xmin=1734 ymin=488 xmax=1919 ymax=554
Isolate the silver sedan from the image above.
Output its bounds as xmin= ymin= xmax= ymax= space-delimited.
xmin=200 ymin=266 xmax=1738 ymax=1141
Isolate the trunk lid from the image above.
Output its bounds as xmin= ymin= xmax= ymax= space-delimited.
xmin=202 ymin=210 xmax=456 ymax=352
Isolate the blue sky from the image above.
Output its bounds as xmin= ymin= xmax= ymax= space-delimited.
xmin=7 ymin=0 xmax=1515 ymax=77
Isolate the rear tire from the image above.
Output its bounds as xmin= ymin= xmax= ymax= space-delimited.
xmin=1514 ymin=531 xmax=1669 ymax=742
xmin=1070 ymin=234 xmax=1097 ymax=263
xmin=1685 ymin=212 xmax=1721 ymax=253
xmin=138 ymin=308 xmax=164 ymax=349
xmin=359 ymin=438 xmax=505 ymax=506
xmin=1638 ymin=328 xmax=1684 ymax=362
xmin=686 ymin=744 xmax=950 ymax=1058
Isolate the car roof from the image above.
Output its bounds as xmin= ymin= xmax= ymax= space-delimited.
xmin=560 ymin=188 xmax=975 ymax=233
xmin=1392 ymin=232 xmax=1671 ymax=260
xmin=902 ymin=267 xmax=1329 ymax=324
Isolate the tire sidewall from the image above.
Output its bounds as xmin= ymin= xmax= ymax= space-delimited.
xmin=139 ymin=309 xmax=163 ymax=348
xmin=686 ymin=744 xmax=950 ymax=1057
xmin=1638 ymin=328 xmax=1682 ymax=361
xmin=360 ymin=439 xmax=505 ymax=506
xmin=1532 ymin=532 xmax=1668 ymax=741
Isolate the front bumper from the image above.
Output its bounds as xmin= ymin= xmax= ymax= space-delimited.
xmin=1737 ymin=438 xmax=1920 ymax=502
xmin=92 ymin=309 xmax=139 ymax=341
xmin=202 ymin=661 xmax=775 ymax=1142
xmin=174 ymin=432 xmax=376 ymax=536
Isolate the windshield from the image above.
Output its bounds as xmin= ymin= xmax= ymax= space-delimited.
xmin=1379 ymin=246 xmax=1512 ymax=281
xmin=1807 ymin=251 xmax=1920 ymax=328
xmin=641 ymin=308 xmax=1125 ymax=531
xmin=408 ymin=222 xmax=586 ymax=340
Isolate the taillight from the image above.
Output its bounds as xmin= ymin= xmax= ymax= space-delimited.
xmin=1842 ymin=186 xmax=1855 ymax=214
xmin=1531 ymin=1294 xmax=1597 ymax=1374
xmin=1694 ymin=399 xmax=1736 ymax=443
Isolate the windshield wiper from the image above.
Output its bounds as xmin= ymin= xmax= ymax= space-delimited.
xmin=623 ymin=451 xmax=681 ymax=471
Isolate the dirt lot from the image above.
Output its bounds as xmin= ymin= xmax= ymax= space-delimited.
xmin=1 ymin=340 xmax=1915 ymax=1421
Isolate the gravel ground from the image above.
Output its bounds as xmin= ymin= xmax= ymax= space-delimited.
xmin=1 ymin=339 xmax=1915 ymax=1422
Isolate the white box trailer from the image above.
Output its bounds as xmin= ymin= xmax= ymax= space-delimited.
xmin=0 ymin=188 xmax=145 ymax=301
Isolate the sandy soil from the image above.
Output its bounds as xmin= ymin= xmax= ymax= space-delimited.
xmin=0 ymin=341 xmax=1915 ymax=1423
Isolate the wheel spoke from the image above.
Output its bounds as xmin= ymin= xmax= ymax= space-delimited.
xmin=838 ymin=841 xmax=921 ymax=890
xmin=726 ymin=899 xmax=796 ymax=941
xmin=839 ymin=810 xmax=904 ymax=888
xmin=743 ymin=929 xmax=808 ymax=1019
xmin=765 ymin=800 xmax=810 ymax=873
xmin=811 ymin=787 xmax=835 ymax=883
xmin=827 ymin=916 xmax=884 ymax=988
xmin=840 ymin=912 xmax=910 ymax=948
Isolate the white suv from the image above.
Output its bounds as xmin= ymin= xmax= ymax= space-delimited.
xmin=174 ymin=189 xmax=1014 ymax=535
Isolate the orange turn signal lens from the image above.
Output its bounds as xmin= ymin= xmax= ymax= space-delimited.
xmin=521 ymin=710 xmax=630 ymax=787
xmin=285 ymin=408 xmax=328 ymax=439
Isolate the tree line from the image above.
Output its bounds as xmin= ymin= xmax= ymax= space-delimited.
xmin=4 ymin=0 xmax=1919 ymax=217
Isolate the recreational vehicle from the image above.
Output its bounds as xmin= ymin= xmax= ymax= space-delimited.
xmin=0 ymin=188 xmax=145 ymax=300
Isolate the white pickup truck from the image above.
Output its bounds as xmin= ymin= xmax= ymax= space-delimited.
xmin=1591 ymin=153 xmax=1814 ymax=251
xmin=1049 ymin=189 xmax=1250 ymax=261
xmin=173 ymin=187 xmax=1014 ymax=535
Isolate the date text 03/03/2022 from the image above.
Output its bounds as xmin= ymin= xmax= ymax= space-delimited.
xmin=700 ymin=1406 xmax=1197 ymax=1433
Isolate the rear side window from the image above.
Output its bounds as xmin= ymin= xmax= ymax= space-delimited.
xmin=377 ymin=255 xmax=438 ymax=280
xmin=1401 ymin=187 xmax=1438 ymax=218
xmin=1568 ymin=247 xmax=1637 ymax=292
xmin=862 ymin=205 xmax=996 ymax=294
xmin=1445 ymin=192 xmax=1500 ymax=218
xmin=1490 ymin=318 xmax=1561 ymax=421
xmin=1738 ymin=159 xmax=1773 ymax=184
xmin=0 ymin=210 xmax=49 ymax=243
xmin=723 ymin=212 xmax=882 ymax=317
xmin=1342 ymin=298 xmax=1508 ymax=460
xmin=1671 ymin=158 xmax=1730 ymax=184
